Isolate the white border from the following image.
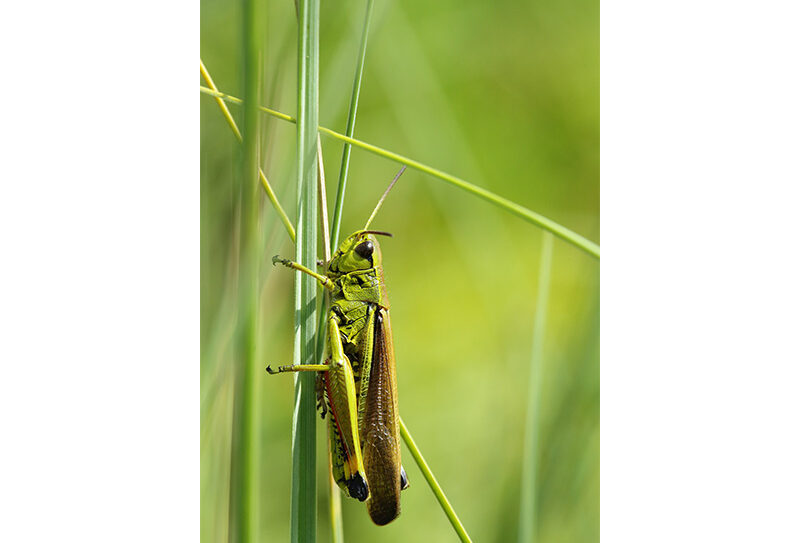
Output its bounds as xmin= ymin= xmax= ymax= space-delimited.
xmin=0 ymin=1 xmax=199 ymax=539
xmin=602 ymin=1 xmax=800 ymax=540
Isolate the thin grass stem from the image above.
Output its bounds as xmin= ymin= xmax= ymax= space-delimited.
xmin=399 ymin=417 xmax=473 ymax=543
xmin=199 ymin=86 xmax=599 ymax=258
xmin=260 ymin=170 xmax=297 ymax=243
xmin=200 ymin=60 xmax=242 ymax=141
xmin=518 ymin=233 xmax=553 ymax=543
xmin=200 ymin=86 xmax=294 ymax=122
xmin=313 ymin=139 xmax=331 ymax=448
xmin=330 ymin=0 xmax=375 ymax=250
xmin=313 ymin=140 xmax=332 ymax=413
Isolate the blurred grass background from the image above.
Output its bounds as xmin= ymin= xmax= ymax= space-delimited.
xmin=201 ymin=0 xmax=598 ymax=541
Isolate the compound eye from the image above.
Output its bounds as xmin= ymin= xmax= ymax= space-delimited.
xmin=354 ymin=240 xmax=374 ymax=259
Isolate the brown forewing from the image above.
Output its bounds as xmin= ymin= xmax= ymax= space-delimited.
xmin=362 ymin=308 xmax=402 ymax=525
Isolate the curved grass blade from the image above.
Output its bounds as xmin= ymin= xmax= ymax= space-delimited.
xmin=399 ymin=417 xmax=472 ymax=543
xmin=319 ymin=128 xmax=599 ymax=258
xmin=199 ymin=86 xmax=599 ymax=258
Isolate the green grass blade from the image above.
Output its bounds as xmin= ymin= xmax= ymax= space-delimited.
xmin=399 ymin=418 xmax=472 ymax=543
xmin=318 ymin=128 xmax=599 ymax=258
xmin=200 ymin=60 xmax=297 ymax=243
xmin=518 ymin=233 xmax=554 ymax=543
xmin=330 ymin=0 xmax=375 ymax=251
xmin=199 ymin=86 xmax=599 ymax=258
xmin=227 ymin=0 xmax=265 ymax=541
xmin=292 ymin=0 xmax=321 ymax=541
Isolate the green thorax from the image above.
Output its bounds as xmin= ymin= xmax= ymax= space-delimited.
xmin=327 ymin=231 xmax=390 ymax=309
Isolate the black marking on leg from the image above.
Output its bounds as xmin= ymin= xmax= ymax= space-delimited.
xmin=348 ymin=473 xmax=369 ymax=502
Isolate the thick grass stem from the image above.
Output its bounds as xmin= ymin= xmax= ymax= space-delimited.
xmin=227 ymin=1 xmax=265 ymax=541
xmin=291 ymin=1 xmax=321 ymax=542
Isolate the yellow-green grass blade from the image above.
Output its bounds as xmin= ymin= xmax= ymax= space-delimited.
xmin=200 ymin=60 xmax=296 ymax=243
xmin=199 ymin=86 xmax=599 ymax=258
xmin=399 ymin=418 xmax=472 ymax=543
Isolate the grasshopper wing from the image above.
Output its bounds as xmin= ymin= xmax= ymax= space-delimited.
xmin=362 ymin=308 xmax=402 ymax=525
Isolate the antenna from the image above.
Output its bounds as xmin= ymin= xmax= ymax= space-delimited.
xmin=363 ymin=166 xmax=407 ymax=230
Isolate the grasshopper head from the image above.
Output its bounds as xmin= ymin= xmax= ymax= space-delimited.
xmin=327 ymin=230 xmax=391 ymax=277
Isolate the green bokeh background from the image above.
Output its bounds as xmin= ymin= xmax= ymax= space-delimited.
xmin=201 ymin=0 xmax=598 ymax=541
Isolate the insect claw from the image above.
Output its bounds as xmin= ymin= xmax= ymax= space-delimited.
xmin=266 ymin=364 xmax=278 ymax=374
xmin=271 ymin=255 xmax=283 ymax=266
xmin=400 ymin=466 xmax=410 ymax=490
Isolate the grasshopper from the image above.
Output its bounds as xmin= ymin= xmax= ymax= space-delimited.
xmin=268 ymin=168 xmax=409 ymax=526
